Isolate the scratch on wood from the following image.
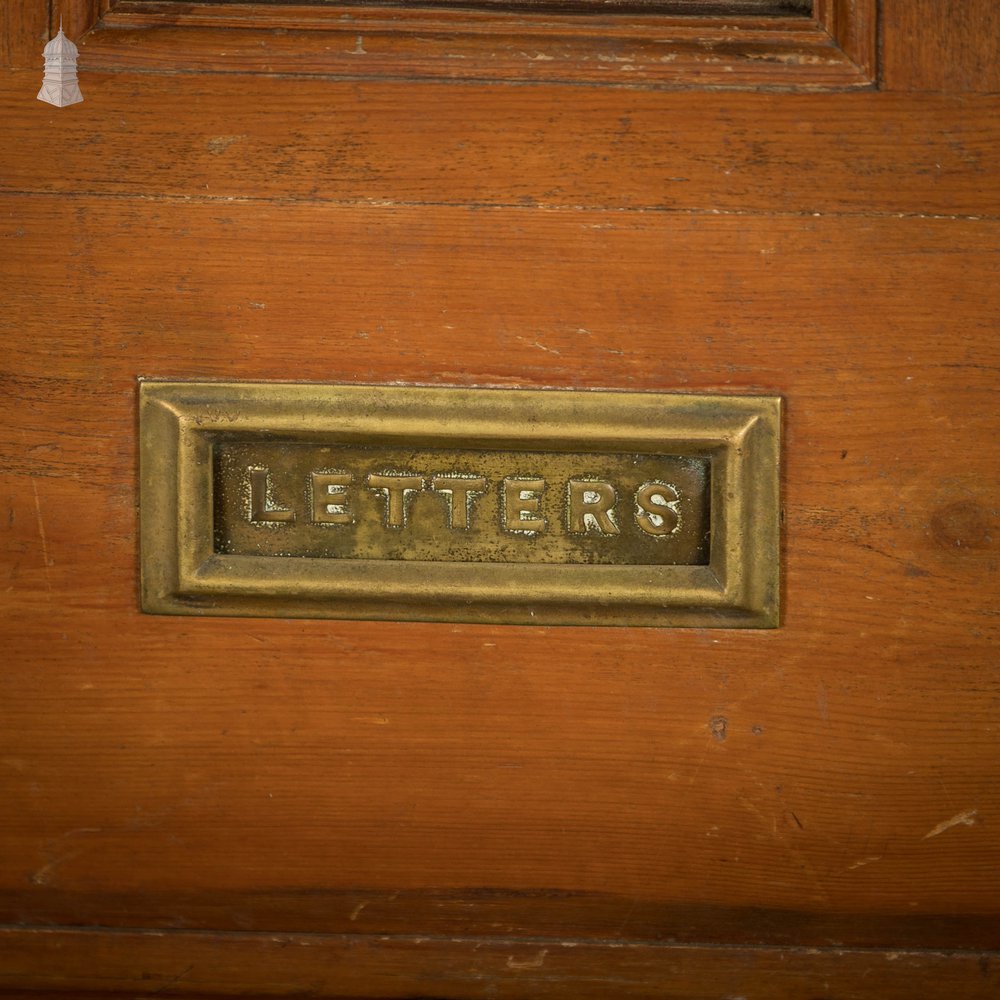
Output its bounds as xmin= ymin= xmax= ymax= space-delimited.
xmin=924 ymin=809 xmax=978 ymax=840
xmin=615 ymin=897 xmax=639 ymax=935
xmin=506 ymin=948 xmax=548 ymax=970
xmin=151 ymin=964 xmax=194 ymax=995
xmin=847 ymin=855 xmax=882 ymax=870
xmin=205 ymin=135 xmax=247 ymax=155
xmin=518 ymin=337 xmax=562 ymax=356
xmin=30 ymin=478 xmax=52 ymax=598
xmin=29 ymin=850 xmax=84 ymax=886
xmin=816 ymin=681 xmax=829 ymax=723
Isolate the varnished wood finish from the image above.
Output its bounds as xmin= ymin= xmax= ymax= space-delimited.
xmin=882 ymin=0 xmax=1000 ymax=92
xmin=1 ymin=0 xmax=48 ymax=70
xmin=2 ymin=929 xmax=1000 ymax=999
xmin=814 ymin=0 xmax=876 ymax=79
xmin=57 ymin=0 xmax=106 ymax=46
xmin=86 ymin=1 xmax=875 ymax=88
xmin=4 ymin=77 xmax=996 ymax=216
xmin=2 ymin=0 xmax=999 ymax=995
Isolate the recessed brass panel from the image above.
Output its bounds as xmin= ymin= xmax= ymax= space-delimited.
xmin=139 ymin=382 xmax=781 ymax=627
xmin=213 ymin=441 xmax=712 ymax=566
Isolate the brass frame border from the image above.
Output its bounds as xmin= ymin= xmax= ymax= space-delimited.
xmin=139 ymin=382 xmax=781 ymax=627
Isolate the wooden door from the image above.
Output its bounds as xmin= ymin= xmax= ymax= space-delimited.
xmin=2 ymin=2 xmax=998 ymax=995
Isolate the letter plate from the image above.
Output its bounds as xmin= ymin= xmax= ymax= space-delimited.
xmin=139 ymin=382 xmax=780 ymax=627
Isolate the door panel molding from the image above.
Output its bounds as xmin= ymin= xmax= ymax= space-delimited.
xmin=74 ymin=0 xmax=877 ymax=88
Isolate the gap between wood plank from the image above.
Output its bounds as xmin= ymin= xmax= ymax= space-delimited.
xmin=0 ymin=188 xmax=993 ymax=222
xmin=3 ymin=923 xmax=1000 ymax=957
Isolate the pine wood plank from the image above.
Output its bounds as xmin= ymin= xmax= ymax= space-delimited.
xmin=1 ymin=73 xmax=996 ymax=217
xmin=1 ymin=0 xmax=48 ymax=70
xmin=882 ymin=0 xmax=1000 ymax=92
xmin=1 ymin=928 xmax=999 ymax=998
xmin=1 ymin=196 xmax=997 ymax=949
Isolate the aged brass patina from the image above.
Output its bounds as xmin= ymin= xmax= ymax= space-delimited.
xmin=140 ymin=382 xmax=781 ymax=626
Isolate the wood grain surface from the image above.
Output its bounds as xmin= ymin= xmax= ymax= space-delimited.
xmin=1 ymin=929 xmax=1000 ymax=999
xmin=57 ymin=0 xmax=106 ymax=47
xmin=80 ymin=22 xmax=870 ymax=90
xmin=0 ymin=0 xmax=48 ymax=70
xmin=882 ymin=0 xmax=1000 ymax=93
xmin=85 ymin=1 xmax=875 ymax=89
xmin=2 ymin=1 xmax=999 ymax=994
xmin=5 ymin=75 xmax=997 ymax=216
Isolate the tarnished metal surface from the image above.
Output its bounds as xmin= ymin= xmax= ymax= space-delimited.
xmin=214 ymin=441 xmax=711 ymax=566
xmin=140 ymin=382 xmax=780 ymax=626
